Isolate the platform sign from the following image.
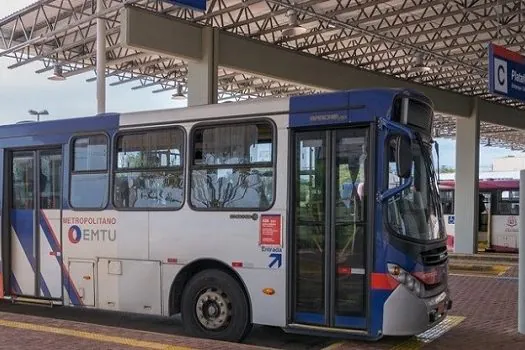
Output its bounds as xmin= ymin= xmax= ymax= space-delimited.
xmin=163 ymin=0 xmax=206 ymax=11
xmin=488 ymin=43 xmax=525 ymax=103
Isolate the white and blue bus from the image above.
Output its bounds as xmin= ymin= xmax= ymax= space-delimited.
xmin=0 ymin=88 xmax=451 ymax=342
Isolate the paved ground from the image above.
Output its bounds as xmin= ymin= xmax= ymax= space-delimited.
xmin=0 ymin=257 xmax=523 ymax=349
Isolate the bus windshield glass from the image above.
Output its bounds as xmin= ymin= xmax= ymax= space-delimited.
xmin=386 ymin=136 xmax=444 ymax=242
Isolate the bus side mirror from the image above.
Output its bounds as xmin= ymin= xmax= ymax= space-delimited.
xmin=394 ymin=136 xmax=411 ymax=179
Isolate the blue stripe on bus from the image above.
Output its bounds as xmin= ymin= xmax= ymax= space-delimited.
xmin=294 ymin=312 xmax=325 ymax=324
xmin=39 ymin=212 xmax=60 ymax=254
xmin=10 ymin=272 xmax=22 ymax=295
xmin=0 ymin=113 xmax=119 ymax=139
xmin=11 ymin=210 xmax=36 ymax=268
xmin=38 ymin=275 xmax=52 ymax=298
xmin=334 ymin=316 xmax=367 ymax=329
xmin=371 ymin=117 xmax=391 ymax=337
xmin=39 ymin=211 xmax=83 ymax=305
xmin=0 ymin=113 xmax=120 ymax=148
xmin=288 ymin=88 xmax=403 ymax=128
xmin=11 ymin=209 xmax=52 ymax=298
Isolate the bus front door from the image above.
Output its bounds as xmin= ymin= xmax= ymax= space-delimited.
xmin=6 ymin=149 xmax=63 ymax=301
xmin=290 ymin=127 xmax=369 ymax=332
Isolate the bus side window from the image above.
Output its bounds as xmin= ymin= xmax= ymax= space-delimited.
xmin=497 ymin=190 xmax=519 ymax=216
xmin=113 ymin=127 xmax=185 ymax=210
xmin=439 ymin=190 xmax=454 ymax=215
xmin=70 ymin=134 xmax=109 ymax=209
xmin=190 ymin=121 xmax=274 ymax=210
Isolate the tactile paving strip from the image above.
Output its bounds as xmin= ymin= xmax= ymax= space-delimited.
xmin=390 ymin=315 xmax=465 ymax=350
xmin=416 ymin=316 xmax=465 ymax=343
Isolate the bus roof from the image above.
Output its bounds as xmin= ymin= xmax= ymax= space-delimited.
xmin=0 ymin=88 xmax=430 ymax=149
xmin=439 ymin=179 xmax=519 ymax=190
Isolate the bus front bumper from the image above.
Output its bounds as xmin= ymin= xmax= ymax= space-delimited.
xmin=382 ymin=285 xmax=452 ymax=336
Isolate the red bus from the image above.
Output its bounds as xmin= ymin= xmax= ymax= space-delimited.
xmin=439 ymin=179 xmax=519 ymax=252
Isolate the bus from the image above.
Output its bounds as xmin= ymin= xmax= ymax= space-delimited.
xmin=439 ymin=178 xmax=519 ymax=253
xmin=0 ymin=88 xmax=451 ymax=342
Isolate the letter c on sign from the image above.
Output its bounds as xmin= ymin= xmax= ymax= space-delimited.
xmin=68 ymin=225 xmax=82 ymax=244
xmin=497 ymin=65 xmax=506 ymax=85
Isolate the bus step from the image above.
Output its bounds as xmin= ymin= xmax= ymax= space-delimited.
xmin=11 ymin=296 xmax=59 ymax=308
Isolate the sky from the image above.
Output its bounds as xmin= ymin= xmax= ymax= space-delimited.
xmin=1 ymin=0 xmax=523 ymax=170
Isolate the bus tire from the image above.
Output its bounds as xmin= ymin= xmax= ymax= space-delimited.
xmin=180 ymin=269 xmax=251 ymax=342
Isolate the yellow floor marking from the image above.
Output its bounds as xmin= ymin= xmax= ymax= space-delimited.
xmin=449 ymin=264 xmax=510 ymax=276
xmin=390 ymin=315 xmax=465 ymax=350
xmin=390 ymin=337 xmax=421 ymax=350
xmin=450 ymin=272 xmax=517 ymax=279
xmin=0 ymin=319 xmax=193 ymax=350
xmin=493 ymin=265 xmax=511 ymax=275
xmin=497 ymin=266 xmax=511 ymax=276
xmin=320 ymin=341 xmax=345 ymax=350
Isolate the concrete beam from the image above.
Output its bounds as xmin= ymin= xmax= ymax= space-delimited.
xmin=218 ymin=31 xmax=474 ymax=118
xmin=120 ymin=6 xmax=525 ymax=129
xmin=120 ymin=6 xmax=202 ymax=60
xmin=478 ymin=98 xmax=525 ymax=130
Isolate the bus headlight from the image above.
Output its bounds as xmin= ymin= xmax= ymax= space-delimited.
xmin=387 ymin=263 xmax=424 ymax=297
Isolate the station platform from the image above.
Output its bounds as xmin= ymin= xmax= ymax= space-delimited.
xmin=0 ymin=256 xmax=523 ymax=350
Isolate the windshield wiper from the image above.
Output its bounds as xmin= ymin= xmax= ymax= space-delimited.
xmin=415 ymin=134 xmax=442 ymax=223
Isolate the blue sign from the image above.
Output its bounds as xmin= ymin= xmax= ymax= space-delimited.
xmin=163 ymin=0 xmax=206 ymax=11
xmin=268 ymin=253 xmax=282 ymax=268
xmin=448 ymin=215 xmax=455 ymax=224
xmin=488 ymin=43 xmax=525 ymax=103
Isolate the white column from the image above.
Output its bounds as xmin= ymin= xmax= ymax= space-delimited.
xmin=519 ymin=169 xmax=525 ymax=334
xmin=453 ymin=99 xmax=480 ymax=254
xmin=187 ymin=26 xmax=218 ymax=106
xmin=96 ymin=0 xmax=106 ymax=114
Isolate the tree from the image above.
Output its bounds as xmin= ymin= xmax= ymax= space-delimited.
xmin=439 ymin=165 xmax=455 ymax=173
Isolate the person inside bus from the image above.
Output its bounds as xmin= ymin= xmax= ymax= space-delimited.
xmin=478 ymin=193 xmax=486 ymax=214
xmin=478 ymin=193 xmax=486 ymax=231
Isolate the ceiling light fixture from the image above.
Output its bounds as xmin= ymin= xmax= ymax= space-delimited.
xmin=409 ymin=52 xmax=431 ymax=73
xmin=281 ymin=9 xmax=307 ymax=37
xmin=48 ymin=65 xmax=66 ymax=81
xmin=171 ymin=83 xmax=185 ymax=100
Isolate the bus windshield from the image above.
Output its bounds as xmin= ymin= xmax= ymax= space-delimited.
xmin=386 ymin=136 xmax=445 ymax=242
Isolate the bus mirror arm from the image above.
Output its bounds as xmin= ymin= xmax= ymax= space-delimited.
xmin=377 ymin=177 xmax=413 ymax=203
xmin=379 ymin=118 xmax=415 ymax=140
xmin=379 ymin=118 xmax=414 ymax=178
xmin=377 ymin=118 xmax=415 ymax=203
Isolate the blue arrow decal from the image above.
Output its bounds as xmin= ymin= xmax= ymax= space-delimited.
xmin=269 ymin=253 xmax=282 ymax=268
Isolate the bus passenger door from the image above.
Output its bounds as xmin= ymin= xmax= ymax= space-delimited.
xmin=7 ymin=149 xmax=63 ymax=301
xmin=290 ymin=127 xmax=369 ymax=331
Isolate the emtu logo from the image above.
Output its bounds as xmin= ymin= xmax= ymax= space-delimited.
xmin=507 ymin=216 xmax=517 ymax=228
xmin=68 ymin=225 xmax=82 ymax=244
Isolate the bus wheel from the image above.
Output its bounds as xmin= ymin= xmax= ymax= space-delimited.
xmin=180 ymin=269 xmax=251 ymax=342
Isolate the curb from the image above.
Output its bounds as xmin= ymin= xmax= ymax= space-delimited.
xmin=448 ymin=253 xmax=518 ymax=264
xmin=448 ymin=264 xmax=505 ymax=272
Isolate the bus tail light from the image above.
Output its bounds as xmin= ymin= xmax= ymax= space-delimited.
xmin=387 ymin=263 xmax=424 ymax=297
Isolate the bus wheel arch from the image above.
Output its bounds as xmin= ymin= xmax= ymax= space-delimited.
xmin=168 ymin=259 xmax=253 ymax=341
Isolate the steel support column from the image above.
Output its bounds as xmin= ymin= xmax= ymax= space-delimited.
xmin=454 ymin=99 xmax=480 ymax=254
xmin=96 ymin=0 xmax=106 ymax=114
xmin=187 ymin=26 xmax=219 ymax=106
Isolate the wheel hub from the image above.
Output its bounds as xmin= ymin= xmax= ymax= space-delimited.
xmin=195 ymin=288 xmax=232 ymax=330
